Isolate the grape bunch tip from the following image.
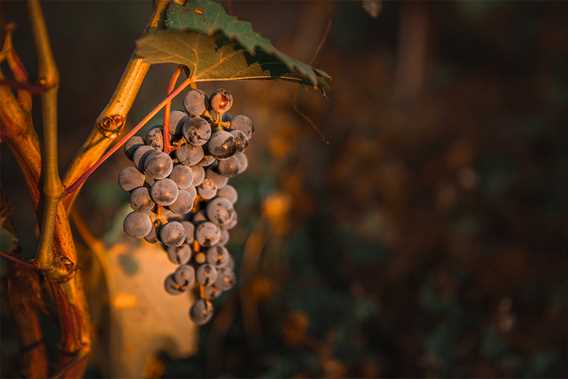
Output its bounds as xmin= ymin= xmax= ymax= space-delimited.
xmin=118 ymin=88 xmax=254 ymax=325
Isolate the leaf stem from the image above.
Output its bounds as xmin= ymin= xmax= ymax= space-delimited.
xmin=64 ymin=76 xmax=194 ymax=195
xmin=163 ymin=66 xmax=183 ymax=153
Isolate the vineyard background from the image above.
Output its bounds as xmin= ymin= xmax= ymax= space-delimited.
xmin=2 ymin=1 xmax=568 ymax=377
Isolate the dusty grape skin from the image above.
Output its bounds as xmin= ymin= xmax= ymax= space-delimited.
xmin=169 ymin=164 xmax=193 ymax=189
xmin=206 ymin=245 xmax=231 ymax=268
xmin=189 ymin=299 xmax=214 ymax=325
xmin=145 ymin=126 xmax=164 ymax=151
xmin=206 ymin=168 xmax=228 ymax=189
xmin=173 ymin=264 xmax=196 ymax=287
xmin=191 ymin=166 xmax=205 ymax=187
xmin=144 ymin=224 xmax=158 ymax=243
xmin=132 ymin=145 xmax=155 ymax=170
xmin=216 ymin=155 xmax=240 ymax=177
xmin=196 ymin=264 xmax=219 ymax=286
xmin=165 ymin=274 xmax=186 ymax=295
xmin=181 ymin=221 xmax=195 ymax=244
xmin=124 ymin=135 xmax=145 ymax=158
xmin=224 ymin=210 xmax=238 ymax=230
xmin=197 ymin=155 xmax=216 ymax=167
xmin=159 ymin=221 xmax=186 ymax=247
xmin=207 ymin=130 xmax=236 ymax=159
xmin=230 ymin=129 xmax=249 ymax=153
xmin=130 ymin=187 xmax=155 ymax=211
xmin=162 ymin=208 xmax=183 ymax=222
xmin=218 ymin=229 xmax=230 ymax=246
xmin=204 ymin=285 xmax=223 ymax=300
xmin=118 ymin=166 xmax=146 ymax=192
xmin=235 ymin=152 xmax=248 ymax=174
xmin=123 ymin=211 xmax=153 ymax=238
xmin=169 ymin=189 xmax=195 ymax=215
xmin=170 ymin=110 xmax=188 ymax=137
xmin=206 ymin=197 xmax=234 ymax=227
xmin=150 ymin=178 xmax=179 ymax=206
xmin=195 ymin=222 xmax=221 ymax=247
xmin=209 ymin=89 xmax=233 ymax=115
xmin=217 ymin=185 xmax=238 ymax=204
xmin=167 ymin=244 xmax=192 ymax=265
xmin=230 ymin=114 xmax=254 ymax=140
xmin=184 ymin=89 xmax=207 ymax=116
xmin=144 ymin=151 xmax=173 ymax=180
xmin=197 ymin=178 xmax=217 ymax=200
xmin=215 ymin=269 xmax=236 ymax=291
xmin=176 ymin=144 xmax=204 ymax=166
xmin=183 ymin=117 xmax=211 ymax=146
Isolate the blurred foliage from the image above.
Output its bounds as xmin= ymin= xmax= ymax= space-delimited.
xmin=2 ymin=1 xmax=568 ymax=378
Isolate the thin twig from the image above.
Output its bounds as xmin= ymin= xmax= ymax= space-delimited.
xmin=0 ymin=250 xmax=36 ymax=270
xmin=163 ymin=66 xmax=183 ymax=153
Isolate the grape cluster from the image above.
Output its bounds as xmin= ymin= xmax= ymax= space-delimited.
xmin=119 ymin=88 xmax=254 ymax=325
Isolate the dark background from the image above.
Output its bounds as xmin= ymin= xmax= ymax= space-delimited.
xmin=2 ymin=1 xmax=568 ymax=378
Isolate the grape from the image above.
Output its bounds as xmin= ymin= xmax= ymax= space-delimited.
xmin=218 ymin=229 xmax=229 ymax=246
xmin=198 ymin=155 xmax=216 ymax=167
xmin=209 ymin=89 xmax=233 ymax=115
xmin=130 ymin=187 xmax=155 ymax=211
xmin=230 ymin=129 xmax=249 ymax=153
xmin=224 ymin=211 xmax=238 ymax=230
xmin=170 ymin=110 xmax=188 ymax=137
xmin=181 ymin=221 xmax=195 ymax=244
xmin=206 ymin=245 xmax=230 ymax=268
xmin=206 ymin=169 xmax=228 ymax=189
xmin=118 ymin=166 xmax=146 ymax=192
xmin=144 ymin=151 xmax=173 ymax=180
xmin=193 ymin=210 xmax=207 ymax=223
xmin=207 ymin=130 xmax=236 ymax=159
xmin=197 ymin=178 xmax=217 ymax=200
xmin=167 ymin=244 xmax=192 ymax=265
xmin=173 ymin=264 xmax=195 ymax=287
xmin=189 ymin=299 xmax=214 ymax=325
xmin=123 ymin=211 xmax=152 ymax=238
xmin=183 ymin=117 xmax=211 ymax=146
xmin=225 ymin=254 xmax=234 ymax=270
xmin=191 ymin=166 xmax=205 ymax=187
xmin=206 ymin=197 xmax=234 ymax=227
xmin=150 ymin=179 xmax=179 ymax=206
xmin=124 ymin=135 xmax=145 ymax=158
xmin=230 ymin=115 xmax=254 ymax=140
xmin=196 ymin=263 xmax=218 ymax=286
xmin=169 ymin=164 xmax=193 ymax=189
xmin=204 ymin=285 xmax=223 ymax=300
xmin=162 ymin=208 xmax=183 ymax=222
xmin=196 ymin=222 xmax=221 ymax=247
xmin=145 ymin=126 xmax=164 ymax=151
xmin=176 ymin=144 xmax=204 ymax=166
xmin=215 ymin=268 xmax=236 ymax=291
xmin=132 ymin=145 xmax=155 ymax=170
xmin=159 ymin=221 xmax=186 ymax=247
xmin=216 ymin=155 xmax=240 ymax=177
xmin=169 ymin=189 xmax=195 ymax=214
xmin=165 ymin=274 xmax=185 ymax=295
xmin=184 ymin=89 xmax=207 ymax=117
xmin=145 ymin=224 xmax=158 ymax=243
xmin=217 ymin=185 xmax=238 ymax=204
xmin=235 ymin=152 xmax=248 ymax=174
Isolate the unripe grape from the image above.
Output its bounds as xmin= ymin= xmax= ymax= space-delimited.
xmin=165 ymin=274 xmax=186 ymax=295
xmin=207 ymin=130 xmax=236 ymax=159
xmin=123 ymin=211 xmax=152 ymax=238
xmin=189 ymin=299 xmax=214 ymax=325
xmin=206 ymin=169 xmax=228 ymax=189
xmin=173 ymin=264 xmax=195 ymax=287
xmin=118 ymin=166 xmax=146 ymax=192
xmin=196 ymin=263 xmax=218 ymax=286
xmin=230 ymin=115 xmax=254 ymax=140
xmin=170 ymin=110 xmax=188 ymax=137
xmin=169 ymin=164 xmax=193 ymax=189
xmin=184 ymin=89 xmax=207 ymax=116
xmin=206 ymin=197 xmax=234 ymax=227
xmin=159 ymin=221 xmax=186 ymax=247
xmin=167 ymin=244 xmax=192 ymax=265
xmin=124 ymin=135 xmax=145 ymax=158
xmin=130 ymin=187 xmax=155 ymax=211
xmin=176 ymin=144 xmax=204 ymax=166
xmin=144 ymin=151 xmax=173 ymax=180
xmin=206 ymin=245 xmax=230 ymax=268
xmin=169 ymin=189 xmax=195 ymax=214
xmin=217 ymin=185 xmax=238 ymax=204
xmin=150 ymin=179 xmax=179 ymax=206
xmin=181 ymin=221 xmax=195 ymax=244
xmin=197 ymin=178 xmax=217 ymax=200
xmin=132 ymin=145 xmax=155 ymax=170
xmin=191 ymin=166 xmax=205 ymax=187
xmin=145 ymin=127 xmax=164 ymax=151
xmin=196 ymin=222 xmax=221 ymax=247
xmin=209 ymin=89 xmax=233 ymax=115
xmin=183 ymin=117 xmax=211 ymax=146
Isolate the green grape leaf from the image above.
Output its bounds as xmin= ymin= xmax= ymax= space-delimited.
xmin=135 ymin=0 xmax=330 ymax=91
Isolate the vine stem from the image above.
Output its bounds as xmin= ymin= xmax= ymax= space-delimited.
xmin=163 ymin=66 xmax=183 ymax=153
xmin=0 ymin=250 xmax=36 ymax=270
xmin=64 ymin=76 xmax=194 ymax=195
